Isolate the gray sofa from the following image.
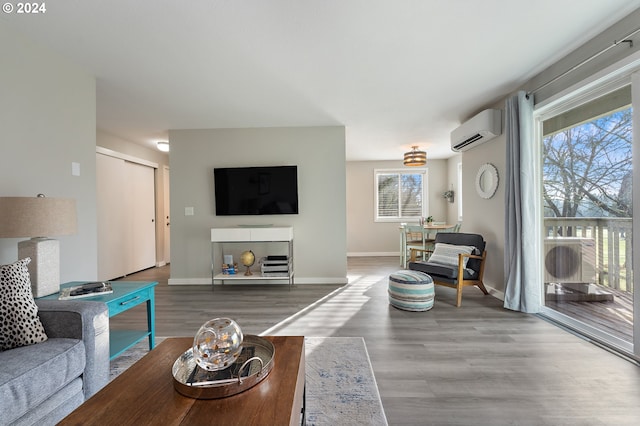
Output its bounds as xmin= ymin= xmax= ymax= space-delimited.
xmin=0 ymin=300 xmax=110 ymax=426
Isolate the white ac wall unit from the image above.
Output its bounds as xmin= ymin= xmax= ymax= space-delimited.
xmin=450 ymin=109 xmax=502 ymax=152
xmin=544 ymin=238 xmax=596 ymax=284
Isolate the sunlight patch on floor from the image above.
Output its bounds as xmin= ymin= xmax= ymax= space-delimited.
xmin=260 ymin=272 xmax=387 ymax=336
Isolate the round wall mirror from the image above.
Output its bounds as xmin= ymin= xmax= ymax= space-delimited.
xmin=475 ymin=163 xmax=499 ymax=199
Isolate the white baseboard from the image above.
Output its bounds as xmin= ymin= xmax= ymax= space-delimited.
xmin=168 ymin=278 xmax=210 ymax=285
xmin=168 ymin=277 xmax=348 ymax=286
xmin=347 ymin=252 xmax=398 ymax=257
xmin=485 ymin=285 xmax=505 ymax=301
xmin=295 ymin=277 xmax=348 ymax=285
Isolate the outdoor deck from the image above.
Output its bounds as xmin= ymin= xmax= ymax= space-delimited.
xmin=543 ymin=217 xmax=634 ymax=343
xmin=545 ymin=286 xmax=633 ymax=342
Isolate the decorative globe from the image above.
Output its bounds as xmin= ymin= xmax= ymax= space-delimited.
xmin=193 ymin=318 xmax=243 ymax=371
xmin=240 ymin=250 xmax=255 ymax=267
xmin=240 ymin=250 xmax=255 ymax=276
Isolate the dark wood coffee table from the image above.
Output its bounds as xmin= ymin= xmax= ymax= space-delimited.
xmin=60 ymin=336 xmax=305 ymax=426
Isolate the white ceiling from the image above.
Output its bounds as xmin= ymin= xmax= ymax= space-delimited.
xmin=3 ymin=0 xmax=640 ymax=160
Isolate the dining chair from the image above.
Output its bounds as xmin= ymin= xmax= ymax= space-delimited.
xmin=404 ymin=225 xmax=432 ymax=266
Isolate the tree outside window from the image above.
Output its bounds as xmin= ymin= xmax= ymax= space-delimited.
xmin=375 ymin=169 xmax=427 ymax=221
xmin=543 ymin=106 xmax=632 ymax=219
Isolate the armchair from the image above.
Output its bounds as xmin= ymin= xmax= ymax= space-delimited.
xmin=408 ymin=232 xmax=488 ymax=307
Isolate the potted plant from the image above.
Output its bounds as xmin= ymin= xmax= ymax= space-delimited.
xmin=443 ymin=190 xmax=455 ymax=203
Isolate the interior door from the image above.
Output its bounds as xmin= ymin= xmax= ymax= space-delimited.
xmin=96 ymin=153 xmax=126 ymax=280
xmin=125 ymin=161 xmax=156 ymax=273
xmin=96 ymin=152 xmax=157 ymax=280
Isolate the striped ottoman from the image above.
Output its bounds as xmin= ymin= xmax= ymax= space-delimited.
xmin=388 ymin=270 xmax=435 ymax=311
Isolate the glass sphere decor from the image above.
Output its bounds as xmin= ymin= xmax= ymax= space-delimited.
xmin=193 ymin=318 xmax=244 ymax=371
xmin=240 ymin=250 xmax=255 ymax=276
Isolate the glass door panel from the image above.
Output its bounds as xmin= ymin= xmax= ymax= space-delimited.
xmin=540 ymin=83 xmax=635 ymax=356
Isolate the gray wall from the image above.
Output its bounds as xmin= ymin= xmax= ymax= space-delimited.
xmin=446 ymin=154 xmax=462 ymax=223
xmin=458 ymin=125 xmax=506 ymax=294
xmin=168 ymin=126 xmax=347 ymax=284
xmin=526 ymin=9 xmax=640 ymax=105
xmin=0 ymin=24 xmax=98 ymax=281
xmin=346 ymin=159 xmax=449 ymax=256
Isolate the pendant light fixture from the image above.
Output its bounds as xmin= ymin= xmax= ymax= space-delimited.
xmin=403 ymin=146 xmax=426 ymax=166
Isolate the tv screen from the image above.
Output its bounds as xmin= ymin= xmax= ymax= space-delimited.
xmin=214 ymin=166 xmax=299 ymax=215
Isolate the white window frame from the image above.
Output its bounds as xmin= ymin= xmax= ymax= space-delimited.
xmin=374 ymin=168 xmax=428 ymax=222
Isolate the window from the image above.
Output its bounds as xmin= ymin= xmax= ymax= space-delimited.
xmin=374 ymin=169 xmax=427 ymax=221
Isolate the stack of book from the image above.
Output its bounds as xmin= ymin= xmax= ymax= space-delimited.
xmin=58 ymin=282 xmax=113 ymax=300
xmin=260 ymin=255 xmax=290 ymax=277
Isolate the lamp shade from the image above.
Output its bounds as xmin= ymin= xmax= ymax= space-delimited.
xmin=403 ymin=146 xmax=427 ymax=167
xmin=0 ymin=196 xmax=77 ymax=238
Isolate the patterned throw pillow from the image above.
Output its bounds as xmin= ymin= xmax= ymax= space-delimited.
xmin=0 ymin=258 xmax=48 ymax=351
xmin=428 ymin=243 xmax=476 ymax=269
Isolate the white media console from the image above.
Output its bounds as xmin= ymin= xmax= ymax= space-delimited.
xmin=210 ymin=226 xmax=294 ymax=288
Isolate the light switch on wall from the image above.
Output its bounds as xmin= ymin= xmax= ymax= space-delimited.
xmin=71 ymin=162 xmax=81 ymax=176
xmin=185 ymin=207 xmax=194 ymax=216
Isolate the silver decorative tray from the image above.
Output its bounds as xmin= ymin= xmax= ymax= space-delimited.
xmin=172 ymin=335 xmax=275 ymax=399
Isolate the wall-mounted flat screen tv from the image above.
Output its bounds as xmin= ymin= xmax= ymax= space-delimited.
xmin=214 ymin=165 xmax=299 ymax=215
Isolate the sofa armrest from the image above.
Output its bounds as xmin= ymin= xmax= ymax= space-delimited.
xmin=35 ymin=300 xmax=110 ymax=399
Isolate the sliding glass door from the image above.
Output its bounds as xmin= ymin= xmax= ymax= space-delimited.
xmin=537 ymin=73 xmax=638 ymax=360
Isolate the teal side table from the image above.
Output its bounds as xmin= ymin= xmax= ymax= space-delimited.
xmin=40 ymin=281 xmax=158 ymax=360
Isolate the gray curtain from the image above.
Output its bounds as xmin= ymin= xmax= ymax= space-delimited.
xmin=504 ymin=91 xmax=540 ymax=313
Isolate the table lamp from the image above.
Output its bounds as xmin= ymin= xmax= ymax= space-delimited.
xmin=0 ymin=195 xmax=77 ymax=297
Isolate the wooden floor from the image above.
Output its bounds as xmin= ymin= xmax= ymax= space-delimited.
xmin=113 ymin=258 xmax=640 ymax=425
xmin=545 ymin=286 xmax=633 ymax=342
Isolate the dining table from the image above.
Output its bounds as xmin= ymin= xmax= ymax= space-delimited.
xmin=399 ymin=223 xmax=454 ymax=267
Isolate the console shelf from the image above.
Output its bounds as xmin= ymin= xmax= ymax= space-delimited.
xmin=210 ymin=227 xmax=294 ymax=288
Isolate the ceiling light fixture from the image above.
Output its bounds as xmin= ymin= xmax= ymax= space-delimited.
xmin=403 ymin=146 xmax=426 ymax=167
xmin=157 ymin=141 xmax=170 ymax=152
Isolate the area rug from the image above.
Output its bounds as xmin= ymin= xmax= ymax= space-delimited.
xmin=110 ymin=336 xmax=387 ymax=425
xmin=109 ymin=337 xmax=165 ymax=381
xmin=304 ymin=336 xmax=387 ymax=426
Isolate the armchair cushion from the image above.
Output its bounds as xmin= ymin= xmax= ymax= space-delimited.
xmin=36 ymin=300 xmax=110 ymax=399
xmin=431 ymin=232 xmax=486 ymax=274
xmin=408 ymin=262 xmax=478 ymax=280
xmin=0 ymin=258 xmax=48 ymax=351
xmin=428 ymin=243 xmax=477 ymax=269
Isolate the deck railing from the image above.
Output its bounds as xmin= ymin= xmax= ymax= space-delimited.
xmin=544 ymin=217 xmax=632 ymax=293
